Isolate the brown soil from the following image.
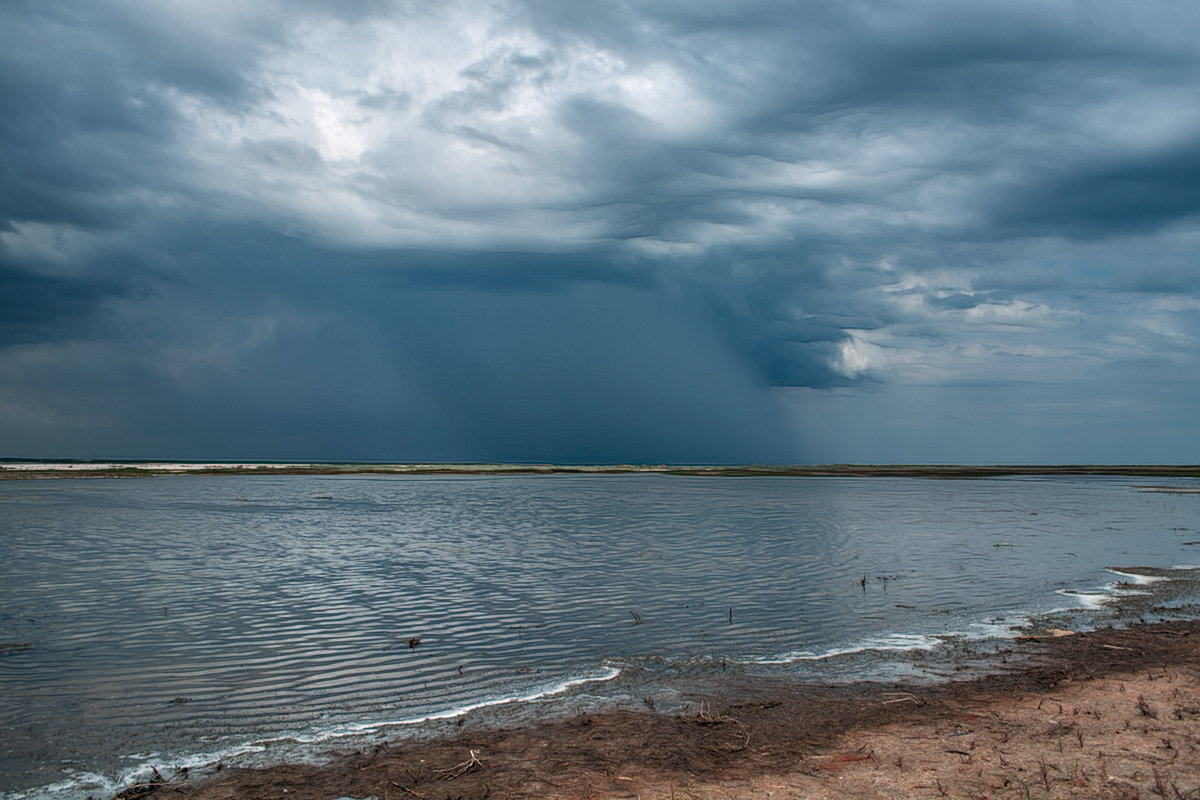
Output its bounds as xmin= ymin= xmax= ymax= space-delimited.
xmin=122 ymin=620 xmax=1200 ymax=800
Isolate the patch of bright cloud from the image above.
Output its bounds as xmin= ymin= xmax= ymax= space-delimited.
xmin=831 ymin=333 xmax=889 ymax=379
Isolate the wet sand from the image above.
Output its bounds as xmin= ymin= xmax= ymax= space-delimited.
xmin=122 ymin=619 xmax=1200 ymax=800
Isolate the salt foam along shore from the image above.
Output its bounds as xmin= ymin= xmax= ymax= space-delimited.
xmin=755 ymin=565 xmax=1200 ymax=670
xmin=1056 ymin=566 xmax=1175 ymax=610
xmin=8 ymin=567 xmax=1200 ymax=800
xmin=66 ymin=619 xmax=1200 ymax=800
xmin=29 ymin=563 xmax=1186 ymax=799
xmin=0 ymin=666 xmax=623 ymax=800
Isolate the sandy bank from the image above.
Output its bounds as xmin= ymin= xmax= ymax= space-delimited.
xmin=121 ymin=620 xmax=1200 ymax=800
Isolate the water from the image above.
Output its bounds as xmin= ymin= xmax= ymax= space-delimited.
xmin=1 ymin=473 xmax=1198 ymax=797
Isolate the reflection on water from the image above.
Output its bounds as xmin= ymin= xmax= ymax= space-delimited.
xmin=1 ymin=474 xmax=1197 ymax=795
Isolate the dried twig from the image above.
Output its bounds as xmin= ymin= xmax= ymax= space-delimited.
xmin=435 ymin=748 xmax=484 ymax=779
xmin=390 ymin=781 xmax=427 ymax=798
xmin=115 ymin=768 xmax=179 ymax=799
xmin=701 ymin=728 xmax=751 ymax=753
xmin=691 ymin=700 xmax=750 ymax=751
xmin=693 ymin=700 xmax=740 ymax=725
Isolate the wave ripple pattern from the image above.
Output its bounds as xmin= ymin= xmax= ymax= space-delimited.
xmin=1 ymin=474 xmax=1197 ymax=794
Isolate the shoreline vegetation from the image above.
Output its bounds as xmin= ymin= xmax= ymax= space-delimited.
xmin=3 ymin=461 xmax=1200 ymax=480
xmin=121 ymin=620 xmax=1200 ymax=800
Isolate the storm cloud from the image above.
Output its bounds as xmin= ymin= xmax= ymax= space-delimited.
xmin=2 ymin=0 xmax=1198 ymax=462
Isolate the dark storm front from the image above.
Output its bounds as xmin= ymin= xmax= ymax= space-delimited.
xmin=1 ymin=474 xmax=1197 ymax=796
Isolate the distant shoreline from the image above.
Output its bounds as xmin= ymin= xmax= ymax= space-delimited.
xmin=3 ymin=461 xmax=1199 ymax=479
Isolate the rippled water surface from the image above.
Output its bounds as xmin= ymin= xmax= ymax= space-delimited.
xmin=1 ymin=474 xmax=1198 ymax=796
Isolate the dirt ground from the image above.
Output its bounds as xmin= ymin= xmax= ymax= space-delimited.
xmin=122 ymin=620 xmax=1200 ymax=800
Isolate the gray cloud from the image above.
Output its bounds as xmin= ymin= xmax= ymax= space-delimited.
xmin=991 ymin=140 xmax=1200 ymax=238
xmin=2 ymin=0 xmax=1198 ymax=461
xmin=0 ymin=264 xmax=129 ymax=346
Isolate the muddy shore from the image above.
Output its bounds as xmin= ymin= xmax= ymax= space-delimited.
xmin=121 ymin=620 xmax=1200 ymax=800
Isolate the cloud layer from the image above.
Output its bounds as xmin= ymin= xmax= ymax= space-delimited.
xmin=2 ymin=0 xmax=1198 ymax=462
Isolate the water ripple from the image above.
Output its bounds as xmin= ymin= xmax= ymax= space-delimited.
xmin=2 ymin=474 xmax=1198 ymax=796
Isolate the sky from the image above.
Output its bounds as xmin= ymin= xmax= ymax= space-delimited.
xmin=2 ymin=0 xmax=1199 ymax=464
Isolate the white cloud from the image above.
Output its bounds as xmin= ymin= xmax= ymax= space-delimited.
xmin=153 ymin=4 xmax=736 ymax=251
xmin=831 ymin=333 xmax=889 ymax=378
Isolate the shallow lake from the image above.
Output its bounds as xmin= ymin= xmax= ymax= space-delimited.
xmin=1 ymin=474 xmax=1198 ymax=797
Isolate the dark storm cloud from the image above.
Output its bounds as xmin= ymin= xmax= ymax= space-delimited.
xmin=0 ymin=264 xmax=130 ymax=346
xmin=0 ymin=233 xmax=791 ymax=463
xmin=991 ymin=140 xmax=1200 ymax=238
xmin=2 ymin=0 xmax=1199 ymax=461
xmin=0 ymin=13 xmax=187 ymax=231
xmin=523 ymin=0 xmax=1200 ymax=253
